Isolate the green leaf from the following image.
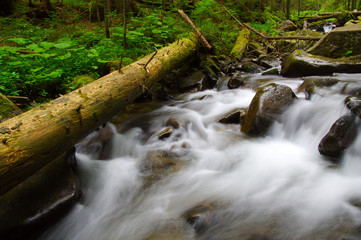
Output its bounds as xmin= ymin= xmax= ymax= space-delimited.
xmin=26 ymin=43 xmax=45 ymax=53
xmin=152 ymin=29 xmax=162 ymax=34
xmin=58 ymin=52 xmax=72 ymax=60
xmin=31 ymin=67 xmax=44 ymax=72
xmin=40 ymin=42 xmax=55 ymax=50
xmin=8 ymin=61 xmax=22 ymax=66
xmin=40 ymin=53 xmax=57 ymax=59
xmin=46 ymin=69 xmax=63 ymax=78
xmin=8 ymin=37 xmax=32 ymax=45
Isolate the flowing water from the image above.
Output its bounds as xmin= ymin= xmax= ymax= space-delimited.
xmin=41 ymin=73 xmax=361 ymax=240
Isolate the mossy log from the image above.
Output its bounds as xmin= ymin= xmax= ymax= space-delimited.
xmin=0 ymin=93 xmax=23 ymax=123
xmin=230 ymin=28 xmax=251 ymax=60
xmin=0 ymin=37 xmax=198 ymax=196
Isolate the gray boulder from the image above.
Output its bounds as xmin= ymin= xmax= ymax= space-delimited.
xmin=308 ymin=25 xmax=361 ymax=58
xmin=281 ymin=50 xmax=361 ymax=77
xmin=241 ymin=83 xmax=297 ymax=137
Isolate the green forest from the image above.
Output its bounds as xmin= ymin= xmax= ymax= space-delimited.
xmin=0 ymin=0 xmax=360 ymax=105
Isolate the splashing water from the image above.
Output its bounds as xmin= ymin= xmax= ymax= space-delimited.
xmin=41 ymin=76 xmax=361 ymax=240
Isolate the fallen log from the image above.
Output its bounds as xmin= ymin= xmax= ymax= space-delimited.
xmin=178 ymin=9 xmax=212 ymax=50
xmin=303 ymin=11 xmax=361 ymax=22
xmin=222 ymin=5 xmax=321 ymax=41
xmin=0 ymin=36 xmax=198 ymax=196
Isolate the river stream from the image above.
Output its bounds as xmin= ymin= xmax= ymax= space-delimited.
xmin=41 ymin=71 xmax=361 ymax=240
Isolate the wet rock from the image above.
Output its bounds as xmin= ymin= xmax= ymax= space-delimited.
xmin=157 ymin=127 xmax=174 ymax=140
xmin=230 ymin=28 xmax=251 ymax=60
xmin=182 ymin=203 xmax=219 ymax=235
xmin=297 ymin=77 xmax=339 ymax=99
xmin=0 ymin=149 xmax=81 ymax=240
xmin=143 ymin=222 xmax=190 ymax=240
xmin=262 ymin=68 xmax=279 ymax=76
xmin=218 ymin=109 xmax=246 ymax=124
xmin=177 ymin=71 xmax=205 ymax=91
xmin=141 ymin=150 xmax=183 ymax=185
xmin=241 ymin=83 xmax=297 ymax=137
xmin=241 ymin=62 xmax=264 ymax=73
xmin=227 ymin=73 xmax=245 ymax=89
xmin=75 ymin=123 xmax=115 ymax=159
xmin=277 ymin=20 xmax=298 ymax=32
xmin=318 ymin=113 xmax=358 ymax=159
xmin=345 ymin=96 xmax=361 ymax=118
xmin=281 ymin=50 xmax=361 ymax=77
xmin=166 ymin=117 xmax=180 ymax=129
xmin=308 ymin=25 xmax=361 ymax=58
xmin=0 ymin=93 xmax=22 ymax=122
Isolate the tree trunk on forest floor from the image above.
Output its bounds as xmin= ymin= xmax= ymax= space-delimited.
xmin=178 ymin=9 xmax=212 ymax=51
xmin=0 ymin=36 xmax=198 ymax=196
xmin=222 ymin=5 xmax=322 ymax=41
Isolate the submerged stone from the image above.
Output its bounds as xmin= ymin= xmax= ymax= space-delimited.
xmin=182 ymin=203 xmax=220 ymax=235
xmin=241 ymin=83 xmax=297 ymax=137
xmin=281 ymin=50 xmax=361 ymax=77
xmin=218 ymin=109 xmax=246 ymax=124
xmin=318 ymin=113 xmax=358 ymax=160
xmin=345 ymin=96 xmax=361 ymax=118
xmin=297 ymin=77 xmax=339 ymax=99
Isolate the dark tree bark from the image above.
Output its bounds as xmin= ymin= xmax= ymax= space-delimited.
xmin=0 ymin=0 xmax=15 ymax=16
xmin=123 ymin=0 xmax=127 ymax=49
xmin=104 ymin=0 xmax=111 ymax=38
xmin=286 ymin=0 xmax=290 ymax=19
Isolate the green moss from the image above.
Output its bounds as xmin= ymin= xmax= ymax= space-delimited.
xmin=230 ymin=28 xmax=251 ymax=60
xmin=0 ymin=93 xmax=22 ymax=122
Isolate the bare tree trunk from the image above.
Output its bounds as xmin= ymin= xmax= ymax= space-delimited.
xmin=178 ymin=9 xmax=212 ymax=50
xmin=123 ymin=0 xmax=127 ymax=49
xmin=286 ymin=0 xmax=290 ymax=19
xmin=0 ymin=37 xmax=198 ymax=196
xmin=105 ymin=0 xmax=111 ymax=38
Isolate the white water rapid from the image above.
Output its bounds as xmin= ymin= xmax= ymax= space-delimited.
xmin=41 ymin=74 xmax=361 ymax=240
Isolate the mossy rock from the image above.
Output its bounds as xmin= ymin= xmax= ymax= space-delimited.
xmin=241 ymin=83 xmax=297 ymax=137
xmin=281 ymin=50 xmax=361 ymax=77
xmin=308 ymin=24 xmax=361 ymax=58
xmin=0 ymin=93 xmax=22 ymax=122
xmin=230 ymin=28 xmax=251 ymax=60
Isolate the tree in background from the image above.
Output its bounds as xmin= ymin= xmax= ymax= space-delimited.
xmin=0 ymin=0 xmax=15 ymax=16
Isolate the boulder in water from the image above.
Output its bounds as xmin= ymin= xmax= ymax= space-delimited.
xmin=318 ymin=113 xmax=358 ymax=159
xmin=240 ymin=62 xmax=264 ymax=73
xmin=345 ymin=96 xmax=361 ymax=118
xmin=308 ymin=24 xmax=361 ymax=58
xmin=182 ymin=203 xmax=220 ymax=235
xmin=297 ymin=77 xmax=339 ymax=99
xmin=141 ymin=150 xmax=183 ymax=186
xmin=241 ymin=83 xmax=297 ymax=137
xmin=227 ymin=73 xmax=245 ymax=89
xmin=218 ymin=109 xmax=246 ymax=124
xmin=281 ymin=50 xmax=361 ymax=77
